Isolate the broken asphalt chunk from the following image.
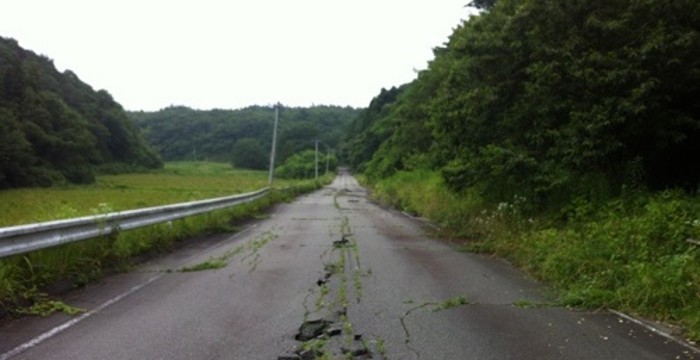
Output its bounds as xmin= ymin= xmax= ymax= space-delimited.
xmin=341 ymin=345 xmax=370 ymax=357
xmin=325 ymin=326 xmax=342 ymax=337
xmin=295 ymin=318 xmax=332 ymax=341
xmin=296 ymin=349 xmax=320 ymax=360
xmin=333 ymin=235 xmax=351 ymax=247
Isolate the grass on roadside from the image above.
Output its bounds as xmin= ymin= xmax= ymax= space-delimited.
xmin=368 ymin=169 xmax=700 ymax=342
xmin=0 ymin=162 xmax=332 ymax=318
xmin=0 ymin=162 xmax=298 ymax=227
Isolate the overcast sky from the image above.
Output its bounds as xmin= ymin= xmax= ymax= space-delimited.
xmin=1 ymin=1 xmax=475 ymax=111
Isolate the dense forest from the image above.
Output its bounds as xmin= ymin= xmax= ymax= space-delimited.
xmin=342 ymin=0 xmax=700 ymax=339
xmin=0 ymin=37 xmax=162 ymax=188
xmin=344 ymin=0 xmax=700 ymax=204
xmin=130 ymin=105 xmax=359 ymax=170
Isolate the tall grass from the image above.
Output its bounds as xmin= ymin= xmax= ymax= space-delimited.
xmin=0 ymin=162 xmax=329 ymax=317
xmin=0 ymin=162 xmax=299 ymax=226
xmin=369 ymin=170 xmax=700 ymax=341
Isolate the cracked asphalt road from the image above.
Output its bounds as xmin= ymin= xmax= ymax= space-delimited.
xmin=1 ymin=172 xmax=697 ymax=359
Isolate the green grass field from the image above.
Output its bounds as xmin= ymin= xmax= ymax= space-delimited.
xmin=0 ymin=162 xmax=328 ymax=317
xmin=0 ymin=162 xmax=295 ymax=227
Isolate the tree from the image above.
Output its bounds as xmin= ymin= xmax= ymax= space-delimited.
xmin=132 ymin=105 xmax=359 ymax=163
xmin=0 ymin=36 xmax=162 ymax=188
xmin=343 ymin=0 xmax=700 ymax=206
xmin=469 ymin=0 xmax=496 ymax=10
xmin=231 ymin=138 xmax=267 ymax=170
xmin=275 ymin=150 xmax=337 ymax=179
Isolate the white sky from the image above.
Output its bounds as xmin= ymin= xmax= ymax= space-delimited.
xmin=1 ymin=1 xmax=474 ymax=111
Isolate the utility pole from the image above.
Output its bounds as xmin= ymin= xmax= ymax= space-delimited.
xmin=314 ymin=139 xmax=319 ymax=180
xmin=268 ymin=103 xmax=279 ymax=186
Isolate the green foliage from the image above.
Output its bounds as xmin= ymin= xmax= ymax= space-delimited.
xmin=469 ymin=0 xmax=496 ymax=10
xmin=0 ymin=36 xmax=162 ymax=188
xmin=15 ymin=296 xmax=85 ymax=317
xmin=276 ymin=150 xmax=338 ymax=179
xmin=344 ymin=0 xmax=700 ymax=206
xmin=131 ymin=105 xmax=359 ymax=165
xmin=370 ymin=170 xmax=700 ymax=341
xmin=433 ymin=295 xmax=470 ymax=311
xmin=180 ymin=259 xmax=227 ymax=272
xmin=340 ymin=86 xmax=405 ymax=174
xmin=231 ymin=138 xmax=267 ymax=170
xmin=0 ymin=162 xmax=275 ymax=227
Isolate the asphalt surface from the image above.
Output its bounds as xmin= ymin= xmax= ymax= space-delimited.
xmin=1 ymin=172 xmax=697 ymax=359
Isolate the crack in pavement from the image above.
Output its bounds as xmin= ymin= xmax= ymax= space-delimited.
xmin=397 ymin=295 xmax=471 ymax=359
xmin=396 ymin=296 xmax=564 ymax=359
xmin=278 ymin=191 xmax=376 ymax=360
xmin=399 ymin=302 xmax=434 ymax=360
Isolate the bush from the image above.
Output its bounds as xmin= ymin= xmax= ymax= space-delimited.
xmin=276 ymin=150 xmax=337 ymax=179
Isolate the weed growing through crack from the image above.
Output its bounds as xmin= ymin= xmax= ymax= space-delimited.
xmin=375 ymin=338 xmax=387 ymax=359
xmin=177 ymin=230 xmax=277 ymax=273
xmin=337 ymin=248 xmax=349 ymax=309
xmin=324 ymin=263 xmax=341 ymax=275
xmin=222 ymin=244 xmax=245 ymax=259
xmin=353 ymin=270 xmax=362 ymax=304
xmin=180 ymin=259 xmax=227 ymax=272
xmin=316 ymin=283 xmax=330 ymax=311
xmin=240 ymin=230 xmax=278 ymax=263
xmin=434 ymin=295 xmax=470 ymax=311
xmin=334 ymin=189 xmax=351 ymax=210
xmin=300 ymin=338 xmax=331 ymax=359
xmin=341 ymin=314 xmax=354 ymax=345
xmin=348 ymin=239 xmax=363 ymax=304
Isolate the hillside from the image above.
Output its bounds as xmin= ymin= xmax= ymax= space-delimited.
xmin=130 ymin=105 xmax=360 ymax=166
xmin=0 ymin=37 xmax=162 ymax=188
xmin=344 ymin=0 xmax=700 ymax=196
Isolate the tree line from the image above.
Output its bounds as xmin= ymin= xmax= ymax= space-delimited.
xmin=130 ymin=105 xmax=359 ymax=171
xmin=342 ymin=0 xmax=700 ymax=207
xmin=0 ymin=37 xmax=162 ymax=188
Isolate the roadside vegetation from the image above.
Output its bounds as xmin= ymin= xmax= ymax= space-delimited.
xmin=0 ymin=161 xmax=332 ymax=319
xmin=343 ymin=0 xmax=700 ymax=341
xmin=275 ymin=150 xmax=338 ymax=179
xmin=369 ymin=171 xmax=700 ymax=341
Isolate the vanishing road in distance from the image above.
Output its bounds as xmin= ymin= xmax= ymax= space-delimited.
xmin=1 ymin=171 xmax=697 ymax=359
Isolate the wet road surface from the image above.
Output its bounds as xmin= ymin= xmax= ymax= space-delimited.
xmin=1 ymin=172 xmax=697 ymax=359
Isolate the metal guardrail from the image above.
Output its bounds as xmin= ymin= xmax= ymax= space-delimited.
xmin=0 ymin=187 xmax=270 ymax=259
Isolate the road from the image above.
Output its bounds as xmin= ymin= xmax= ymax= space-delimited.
xmin=1 ymin=172 xmax=697 ymax=359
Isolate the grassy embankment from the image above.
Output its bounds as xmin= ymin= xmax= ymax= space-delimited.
xmin=368 ymin=169 xmax=700 ymax=342
xmin=0 ymin=162 xmax=332 ymax=316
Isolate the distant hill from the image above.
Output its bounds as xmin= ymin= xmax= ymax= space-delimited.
xmin=130 ymin=105 xmax=361 ymax=166
xmin=0 ymin=37 xmax=162 ymax=188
